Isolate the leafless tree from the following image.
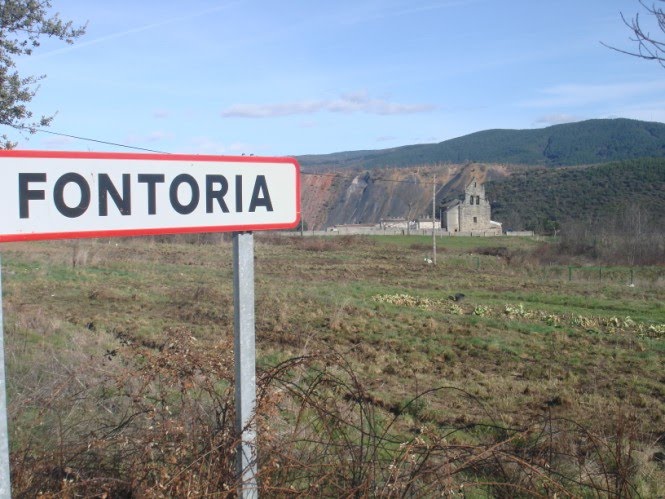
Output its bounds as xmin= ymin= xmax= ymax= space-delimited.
xmin=604 ymin=0 xmax=665 ymax=67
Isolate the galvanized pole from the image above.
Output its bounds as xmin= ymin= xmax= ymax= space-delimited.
xmin=432 ymin=178 xmax=437 ymax=265
xmin=0 ymin=255 xmax=11 ymax=498
xmin=233 ymin=233 xmax=258 ymax=498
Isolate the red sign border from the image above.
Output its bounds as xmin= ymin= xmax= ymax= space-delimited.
xmin=0 ymin=150 xmax=301 ymax=242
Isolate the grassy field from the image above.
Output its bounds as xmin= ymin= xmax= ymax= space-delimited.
xmin=1 ymin=234 xmax=664 ymax=496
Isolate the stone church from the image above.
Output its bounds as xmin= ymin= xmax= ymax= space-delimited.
xmin=441 ymin=179 xmax=502 ymax=233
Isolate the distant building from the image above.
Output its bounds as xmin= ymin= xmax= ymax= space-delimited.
xmin=379 ymin=218 xmax=411 ymax=230
xmin=415 ymin=218 xmax=438 ymax=230
xmin=441 ymin=179 xmax=502 ymax=234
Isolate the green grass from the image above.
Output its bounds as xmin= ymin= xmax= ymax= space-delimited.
xmin=1 ymin=234 xmax=664 ymax=496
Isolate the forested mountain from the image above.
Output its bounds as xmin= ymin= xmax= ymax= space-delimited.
xmin=484 ymin=158 xmax=665 ymax=232
xmin=298 ymin=118 xmax=665 ymax=170
xmin=297 ymin=118 xmax=665 ymax=231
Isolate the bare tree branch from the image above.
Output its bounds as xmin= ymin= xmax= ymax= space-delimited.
xmin=602 ymin=0 xmax=665 ymax=68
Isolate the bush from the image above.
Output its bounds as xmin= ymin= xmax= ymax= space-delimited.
xmin=557 ymin=205 xmax=665 ymax=265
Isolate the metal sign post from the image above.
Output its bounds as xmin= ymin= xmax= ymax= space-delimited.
xmin=233 ymin=232 xmax=257 ymax=498
xmin=432 ymin=178 xmax=437 ymax=265
xmin=0 ymin=256 xmax=10 ymax=498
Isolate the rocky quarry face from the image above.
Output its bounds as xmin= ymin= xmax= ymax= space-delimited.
xmin=300 ymin=163 xmax=510 ymax=229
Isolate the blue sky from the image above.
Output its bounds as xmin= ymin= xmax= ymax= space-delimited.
xmin=6 ymin=0 xmax=665 ymax=156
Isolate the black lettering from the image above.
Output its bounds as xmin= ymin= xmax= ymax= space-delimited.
xmin=206 ymin=175 xmax=229 ymax=213
xmin=235 ymin=175 xmax=243 ymax=212
xmin=53 ymin=173 xmax=90 ymax=218
xmin=99 ymin=174 xmax=131 ymax=216
xmin=169 ymin=174 xmax=199 ymax=215
xmin=248 ymin=175 xmax=273 ymax=212
xmin=138 ymin=174 xmax=165 ymax=215
xmin=18 ymin=172 xmax=46 ymax=218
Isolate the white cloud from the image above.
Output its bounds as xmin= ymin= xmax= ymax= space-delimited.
xmin=522 ymin=81 xmax=665 ymax=108
xmin=33 ymin=2 xmax=242 ymax=59
xmin=221 ymin=91 xmax=436 ymax=118
xmin=607 ymin=100 xmax=665 ymax=123
xmin=299 ymin=120 xmax=319 ymax=128
xmin=41 ymin=136 xmax=77 ymax=148
xmin=340 ymin=0 xmax=483 ymax=26
xmin=534 ymin=114 xmax=583 ymax=126
xmin=153 ymin=109 xmax=170 ymax=119
xmin=222 ymin=101 xmax=321 ymax=118
xmin=188 ymin=137 xmax=261 ymax=156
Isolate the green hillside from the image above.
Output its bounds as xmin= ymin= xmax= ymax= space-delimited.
xmin=484 ymin=158 xmax=665 ymax=231
xmin=298 ymin=118 xmax=665 ymax=169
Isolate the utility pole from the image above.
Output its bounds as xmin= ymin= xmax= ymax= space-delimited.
xmin=407 ymin=202 xmax=412 ymax=236
xmin=432 ymin=177 xmax=437 ymax=265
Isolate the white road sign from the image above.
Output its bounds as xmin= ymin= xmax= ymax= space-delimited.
xmin=0 ymin=151 xmax=301 ymax=242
